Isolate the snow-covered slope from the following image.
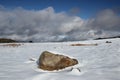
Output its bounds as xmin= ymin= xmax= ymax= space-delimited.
xmin=0 ymin=38 xmax=120 ymax=80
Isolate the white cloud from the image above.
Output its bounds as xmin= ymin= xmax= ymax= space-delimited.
xmin=0 ymin=6 xmax=84 ymax=41
xmin=83 ymin=9 xmax=120 ymax=38
xmin=0 ymin=6 xmax=120 ymax=42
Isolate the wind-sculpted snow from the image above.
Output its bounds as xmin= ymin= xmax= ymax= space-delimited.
xmin=0 ymin=38 xmax=120 ymax=80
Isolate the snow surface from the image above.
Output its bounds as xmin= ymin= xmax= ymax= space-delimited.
xmin=0 ymin=38 xmax=120 ymax=80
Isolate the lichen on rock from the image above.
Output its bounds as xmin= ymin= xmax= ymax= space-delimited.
xmin=37 ymin=51 xmax=78 ymax=71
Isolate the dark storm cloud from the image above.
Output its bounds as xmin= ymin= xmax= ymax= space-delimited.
xmin=0 ymin=6 xmax=120 ymax=41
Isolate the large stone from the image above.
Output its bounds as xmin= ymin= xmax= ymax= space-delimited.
xmin=37 ymin=51 xmax=78 ymax=71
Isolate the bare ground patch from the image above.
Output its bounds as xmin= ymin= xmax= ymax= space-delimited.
xmin=0 ymin=43 xmax=24 ymax=47
xmin=70 ymin=43 xmax=98 ymax=46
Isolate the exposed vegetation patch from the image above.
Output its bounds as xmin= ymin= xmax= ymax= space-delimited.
xmin=70 ymin=43 xmax=98 ymax=46
xmin=0 ymin=43 xmax=23 ymax=47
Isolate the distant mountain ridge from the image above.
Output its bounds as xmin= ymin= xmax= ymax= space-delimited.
xmin=0 ymin=38 xmax=17 ymax=43
xmin=0 ymin=36 xmax=120 ymax=43
xmin=0 ymin=38 xmax=33 ymax=43
xmin=94 ymin=36 xmax=120 ymax=40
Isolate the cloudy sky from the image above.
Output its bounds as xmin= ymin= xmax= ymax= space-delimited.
xmin=0 ymin=0 xmax=120 ymax=42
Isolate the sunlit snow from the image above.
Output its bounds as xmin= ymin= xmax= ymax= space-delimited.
xmin=0 ymin=38 xmax=120 ymax=80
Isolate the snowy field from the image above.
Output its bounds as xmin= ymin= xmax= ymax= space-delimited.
xmin=0 ymin=38 xmax=120 ymax=80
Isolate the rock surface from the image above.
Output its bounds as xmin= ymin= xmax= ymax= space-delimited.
xmin=37 ymin=51 xmax=78 ymax=71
